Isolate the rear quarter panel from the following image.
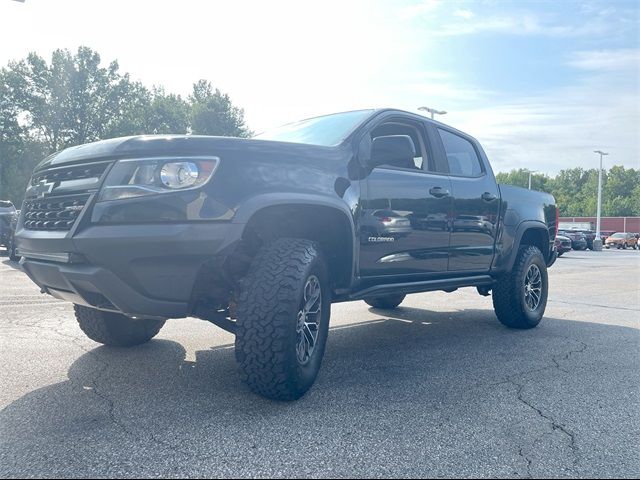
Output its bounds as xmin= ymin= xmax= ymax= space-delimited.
xmin=492 ymin=184 xmax=556 ymax=272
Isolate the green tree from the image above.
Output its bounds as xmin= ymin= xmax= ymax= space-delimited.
xmin=603 ymin=166 xmax=640 ymax=216
xmin=497 ymin=166 xmax=640 ymax=217
xmin=495 ymin=168 xmax=551 ymax=193
xmin=1 ymin=48 xmax=251 ymax=205
xmin=2 ymin=47 xmax=143 ymax=152
xmin=189 ymin=80 xmax=251 ymax=137
xmin=107 ymin=86 xmax=190 ymax=137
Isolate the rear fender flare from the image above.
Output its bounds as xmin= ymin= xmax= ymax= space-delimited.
xmin=504 ymin=220 xmax=551 ymax=271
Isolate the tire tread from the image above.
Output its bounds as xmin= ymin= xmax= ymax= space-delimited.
xmin=74 ymin=305 xmax=165 ymax=347
xmin=492 ymin=245 xmax=547 ymax=329
xmin=235 ymin=237 xmax=327 ymax=400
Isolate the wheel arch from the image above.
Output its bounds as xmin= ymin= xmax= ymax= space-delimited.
xmin=236 ymin=194 xmax=357 ymax=292
xmin=505 ymin=221 xmax=552 ymax=271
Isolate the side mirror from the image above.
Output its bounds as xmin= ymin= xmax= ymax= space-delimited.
xmin=369 ymin=135 xmax=416 ymax=168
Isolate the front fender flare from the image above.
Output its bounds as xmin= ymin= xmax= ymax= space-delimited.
xmin=232 ymin=193 xmax=358 ymax=288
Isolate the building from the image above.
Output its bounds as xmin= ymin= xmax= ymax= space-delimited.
xmin=559 ymin=216 xmax=640 ymax=232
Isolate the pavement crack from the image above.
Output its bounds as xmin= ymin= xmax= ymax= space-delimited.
xmin=518 ymin=446 xmax=533 ymax=478
xmin=507 ymin=338 xmax=587 ymax=477
xmin=549 ymin=299 xmax=639 ymax=312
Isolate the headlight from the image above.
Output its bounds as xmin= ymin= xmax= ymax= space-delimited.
xmin=98 ymin=157 xmax=219 ymax=202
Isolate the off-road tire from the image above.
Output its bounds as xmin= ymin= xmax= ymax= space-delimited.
xmin=235 ymin=238 xmax=331 ymax=401
xmin=365 ymin=294 xmax=406 ymax=309
xmin=492 ymin=245 xmax=548 ymax=329
xmin=74 ymin=305 xmax=165 ymax=347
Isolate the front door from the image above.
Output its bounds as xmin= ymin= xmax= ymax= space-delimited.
xmin=358 ymin=117 xmax=452 ymax=278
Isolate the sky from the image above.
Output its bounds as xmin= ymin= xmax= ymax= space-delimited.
xmin=1 ymin=0 xmax=639 ymax=174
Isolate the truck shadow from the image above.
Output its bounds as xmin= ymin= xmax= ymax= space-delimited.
xmin=1 ymin=257 xmax=22 ymax=270
xmin=1 ymin=308 xmax=638 ymax=477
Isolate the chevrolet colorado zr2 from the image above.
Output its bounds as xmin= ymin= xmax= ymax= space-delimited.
xmin=15 ymin=109 xmax=558 ymax=400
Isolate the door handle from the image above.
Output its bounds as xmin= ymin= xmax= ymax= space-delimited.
xmin=429 ymin=187 xmax=450 ymax=198
xmin=481 ymin=192 xmax=497 ymax=202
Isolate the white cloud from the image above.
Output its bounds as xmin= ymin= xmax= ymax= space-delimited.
xmin=429 ymin=12 xmax=609 ymax=38
xmin=568 ymin=49 xmax=640 ymax=71
xmin=445 ymin=78 xmax=640 ymax=174
xmin=453 ymin=9 xmax=474 ymax=20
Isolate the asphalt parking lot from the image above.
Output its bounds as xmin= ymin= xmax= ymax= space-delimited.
xmin=0 ymin=249 xmax=638 ymax=478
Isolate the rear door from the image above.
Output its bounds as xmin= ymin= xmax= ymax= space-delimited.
xmin=432 ymin=126 xmax=500 ymax=272
xmin=358 ymin=115 xmax=452 ymax=278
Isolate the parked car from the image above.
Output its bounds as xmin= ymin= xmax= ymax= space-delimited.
xmin=558 ymin=230 xmax=588 ymax=250
xmin=361 ymin=209 xmax=412 ymax=238
xmin=600 ymin=230 xmax=616 ymax=244
xmin=15 ymin=108 xmax=558 ymax=400
xmin=5 ymin=211 xmax=20 ymax=260
xmin=554 ymin=234 xmax=572 ymax=256
xmin=577 ymin=230 xmax=597 ymax=250
xmin=605 ymin=232 xmax=638 ymax=249
xmin=0 ymin=200 xmax=17 ymax=255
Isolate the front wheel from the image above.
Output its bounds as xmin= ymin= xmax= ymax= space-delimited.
xmin=235 ymin=238 xmax=331 ymax=401
xmin=74 ymin=305 xmax=165 ymax=346
xmin=492 ymin=245 xmax=548 ymax=329
xmin=365 ymin=294 xmax=406 ymax=309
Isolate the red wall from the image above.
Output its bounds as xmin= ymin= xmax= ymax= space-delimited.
xmin=559 ymin=217 xmax=640 ymax=232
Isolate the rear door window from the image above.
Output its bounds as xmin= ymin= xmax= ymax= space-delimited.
xmin=437 ymin=128 xmax=483 ymax=177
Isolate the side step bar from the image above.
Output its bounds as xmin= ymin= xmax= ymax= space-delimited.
xmin=349 ymin=275 xmax=494 ymax=300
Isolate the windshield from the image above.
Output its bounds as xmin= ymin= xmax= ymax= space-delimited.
xmin=611 ymin=233 xmax=626 ymax=238
xmin=254 ymin=110 xmax=374 ymax=146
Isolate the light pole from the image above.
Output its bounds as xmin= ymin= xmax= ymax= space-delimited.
xmin=593 ymin=150 xmax=609 ymax=251
xmin=418 ymin=106 xmax=447 ymax=120
xmin=522 ymin=169 xmax=537 ymax=189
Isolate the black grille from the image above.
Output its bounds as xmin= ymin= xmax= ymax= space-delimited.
xmin=31 ymin=162 xmax=110 ymax=186
xmin=23 ymin=161 xmax=111 ymax=232
xmin=23 ymin=194 xmax=91 ymax=231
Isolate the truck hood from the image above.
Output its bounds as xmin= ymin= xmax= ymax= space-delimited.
xmin=35 ymin=135 xmax=340 ymax=172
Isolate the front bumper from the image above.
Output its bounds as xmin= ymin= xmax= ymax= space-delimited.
xmin=17 ymin=222 xmax=244 ymax=318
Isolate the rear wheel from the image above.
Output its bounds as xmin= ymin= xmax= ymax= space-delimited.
xmin=74 ymin=305 xmax=165 ymax=346
xmin=364 ymin=294 xmax=406 ymax=309
xmin=492 ymin=245 xmax=548 ymax=329
xmin=235 ymin=238 xmax=331 ymax=401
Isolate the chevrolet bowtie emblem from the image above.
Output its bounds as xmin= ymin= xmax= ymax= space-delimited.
xmin=33 ymin=181 xmax=55 ymax=198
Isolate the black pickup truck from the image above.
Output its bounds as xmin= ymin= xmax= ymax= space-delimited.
xmin=15 ymin=109 xmax=558 ymax=400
